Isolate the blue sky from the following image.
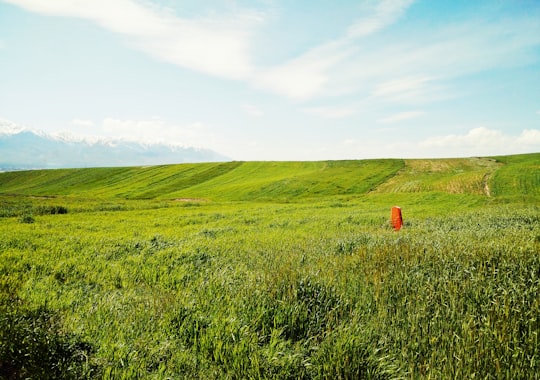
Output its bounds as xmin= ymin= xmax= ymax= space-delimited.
xmin=1 ymin=0 xmax=539 ymax=160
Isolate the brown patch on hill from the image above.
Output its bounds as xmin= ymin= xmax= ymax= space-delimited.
xmin=173 ymin=198 xmax=207 ymax=202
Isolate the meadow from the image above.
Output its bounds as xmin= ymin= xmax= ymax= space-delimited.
xmin=0 ymin=154 xmax=539 ymax=379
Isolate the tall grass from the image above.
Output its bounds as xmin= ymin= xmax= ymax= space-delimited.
xmin=0 ymin=196 xmax=538 ymax=378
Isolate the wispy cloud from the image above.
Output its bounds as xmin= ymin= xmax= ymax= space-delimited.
xmin=371 ymin=76 xmax=436 ymax=104
xmin=4 ymin=0 xmax=540 ymax=109
xmin=303 ymin=105 xmax=357 ymax=119
xmin=346 ymin=0 xmax=415 ymax=38
xmin=252 ymin=2 xmax=540 ymax=105
xmin=253 ymin=40 xmax=354 ymax=100
xmin=378 ymin=111 xmax=424 ymax=123
xmin=4 ymin=0 xmax=260 ymax=80
xmin=101 ymin=118 xmax=214 ymax=148
xmin=354 ymin=18 xmax=540 ymax=103
xmin=253 ymin=0 xmax=415 ymax=100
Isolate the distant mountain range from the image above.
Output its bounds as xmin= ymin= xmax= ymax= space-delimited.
xmin=0 ymin=121 xmax=229 ymax=170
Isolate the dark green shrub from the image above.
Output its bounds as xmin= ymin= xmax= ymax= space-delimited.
xmin=35 ymin=205 xmax=68 ymax=215
xmin=18 ymin=214 xmax=34 ymax=224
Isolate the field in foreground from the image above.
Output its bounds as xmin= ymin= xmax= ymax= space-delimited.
xmin=0 ymin=154 xmax=539 ymax=379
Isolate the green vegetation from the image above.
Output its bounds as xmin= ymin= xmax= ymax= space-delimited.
xmin=0 ymin=283 xmax=98 ymax=379
xmin=0 ymin=153 xmax=538 ymax=378
xmin=0 ymin=159 xmax=404 ymax=201
xmin=491 ymin=153 xmax=540 ymax=200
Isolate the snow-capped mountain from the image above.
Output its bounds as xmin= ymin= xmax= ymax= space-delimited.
xmin=0 ymin=121 xmax=229 ymax=170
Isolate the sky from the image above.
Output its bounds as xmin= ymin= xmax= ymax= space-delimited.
xmin=1 ymin=0 xmax=540 ymax=161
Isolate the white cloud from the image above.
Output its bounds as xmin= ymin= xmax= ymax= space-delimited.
xmin=362 ymin=19 xmax=540 ymax=100
xmin=4 ymin=0 xmax=540 ymax=111
xmin=251 ymin=2 xmax=540 ymax=104
xmin=253 ymin=0 xmax=415 ymax=100
xmin=5 ymin=0 xmax=418 ymax=97
xmin=347 ymin=0 xmax=415 ymax=38
xmin=253 ymin=1 xmax=540 ymax=104
xmin=514 ymin=129 xmax=540 ymax=146
xmin=378 ymin=111 xmax=424 ymax=124
xmin=416 ymin=127 xmax=540 ymax=157
xmin=337 ymin=127 xmax=540 ymax=159
xmin=101 ymin=118 xmax=214 ymax=148
xmin=4 ymin=0 xmax=259 ymax=80
xmin=254 ymin=40 xmax=353 ymax=100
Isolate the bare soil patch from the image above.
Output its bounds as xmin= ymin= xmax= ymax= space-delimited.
xmin=173 ymin=198 xmax=207 ymax=202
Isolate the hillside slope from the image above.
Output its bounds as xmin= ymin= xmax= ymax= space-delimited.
xmin=490 ymin=153 xmax=540 ymax=199
xmin=0 ymin=160 xmax=404 ymax=201
xmin=0 ymin=153 xmax=538 ymax=202
xmin=372 ymin=157 xmax=502 ymax=195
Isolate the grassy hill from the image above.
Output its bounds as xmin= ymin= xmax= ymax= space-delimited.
xmin=0 ymin=153 xmax=539 ymax=379
xmin=0 ymin=153 xmax=538 ymax=202
xmin=0 ymin=159 xmax=404 ymax=200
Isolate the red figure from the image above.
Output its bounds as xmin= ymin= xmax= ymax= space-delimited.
xmin=391 ymin=206 xmax=403 ymax=231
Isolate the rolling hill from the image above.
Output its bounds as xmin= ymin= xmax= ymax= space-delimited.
xmin=0 ymin=153 xmax=539 ymax=379
xmin=0 ymin=153 xmax=538 ymax=202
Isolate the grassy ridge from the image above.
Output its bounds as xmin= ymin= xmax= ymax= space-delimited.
xmin=0 ymin=153 xmax=538 ymax=202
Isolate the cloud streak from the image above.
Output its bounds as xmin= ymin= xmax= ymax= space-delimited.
xmin=253 ymin=0 xmax=416 ymax=99
xmin=7 ymin=0 xmax=538 ymax=108
xmin=378 ymin=111 xmax=424 ymax=124
xmin=4 ymin=0 xmax=260 ymax=79
xmin=346 ymin=0 xmax=415 ymax=38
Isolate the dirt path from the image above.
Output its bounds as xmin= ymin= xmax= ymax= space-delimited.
xmin=482 ymin=173 xmax=491 ymax=197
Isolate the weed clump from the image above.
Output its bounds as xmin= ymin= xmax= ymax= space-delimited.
xmin=18 ymin=214 xmax=34 ymax=224
xmin=0 ymin=284 xmax=99 ymax=379
xmin=35 ymin=205 xmax=68 ymax=215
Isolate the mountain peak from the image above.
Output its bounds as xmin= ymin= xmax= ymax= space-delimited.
xmin=0 ymin=121 xmax=229 ymax=170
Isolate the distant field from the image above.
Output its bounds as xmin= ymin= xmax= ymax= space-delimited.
xmin=0 ymin=153 xmax=539 ymax=379
xmin=0 ymin=153 xmax=537 ymax=202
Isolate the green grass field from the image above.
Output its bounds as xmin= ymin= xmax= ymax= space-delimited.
xmin=0 ymin=153 xmax=539 ymax=379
